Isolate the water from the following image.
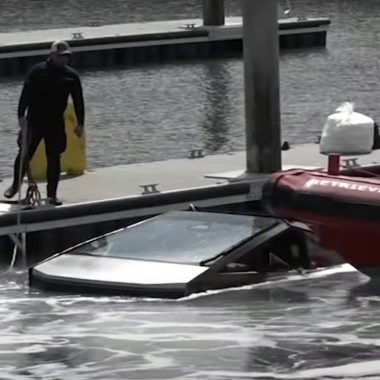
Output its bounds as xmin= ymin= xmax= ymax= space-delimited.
xmin=1 ymin=1 xmax=380 ymax=378
xmin=1 ymin=265 xmax=380 ymax=380
xmin=1 ymin=1 xmax=380 ymax=177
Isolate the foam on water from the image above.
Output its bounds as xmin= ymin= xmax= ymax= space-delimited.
xmin=0 ymin=1 xmax=380 ymax=377
xmin=179 ymin=264 xmax=358 ymax=301
xmin=179 ymin=360 xmax=380 ymax=379
xmin=0 ymin=261 xmax=377 ymax=379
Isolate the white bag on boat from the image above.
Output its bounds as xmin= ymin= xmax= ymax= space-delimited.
xmin=319 ymin=102 xmax=374 ymax=155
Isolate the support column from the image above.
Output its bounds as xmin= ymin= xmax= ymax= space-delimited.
xmin=202 ymin=0 xmax=225 ymax=26
xmin=242 ymin=0 xmax=281 ymax=173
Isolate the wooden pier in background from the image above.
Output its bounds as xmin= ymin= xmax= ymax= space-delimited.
xmin=0 ymin=17 xmax=330 ymax=76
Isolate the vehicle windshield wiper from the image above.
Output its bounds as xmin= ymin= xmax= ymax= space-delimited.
xmin=199 ymin=235 xmax=253 ymax=266
xmin=199 ymin=251 xmax=227 ymax=266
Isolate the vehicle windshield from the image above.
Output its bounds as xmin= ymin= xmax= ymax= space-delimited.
xmin=71 ymin=211 xmax=278 ymax=265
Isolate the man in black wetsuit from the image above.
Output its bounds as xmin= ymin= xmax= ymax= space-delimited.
xmin=4 ymin=40 xmax=85 ymax=206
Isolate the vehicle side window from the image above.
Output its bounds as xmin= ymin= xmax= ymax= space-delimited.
xmin=222 ymin=229 xmax=310 ymax=273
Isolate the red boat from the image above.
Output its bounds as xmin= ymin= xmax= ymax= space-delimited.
xmin=263 ymin=164 xmax=380 ymax=276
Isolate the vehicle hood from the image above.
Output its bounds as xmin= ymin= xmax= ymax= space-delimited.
xmin=32 ymin=254 xmax=208 ymax=286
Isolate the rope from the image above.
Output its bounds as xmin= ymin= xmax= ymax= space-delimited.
xmin=1 ymin=129 xmax=27 ymax=277
xmin=24 ymin=169 xmax=42 ymax=207
xmin=13 ymin=123 xmax=29 ymax=270
xmin=5 ymin=123 xmax=41 ymax=275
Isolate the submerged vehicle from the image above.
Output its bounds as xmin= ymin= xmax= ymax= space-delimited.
xmin=29 ymin=209 xmax=324 ymax=298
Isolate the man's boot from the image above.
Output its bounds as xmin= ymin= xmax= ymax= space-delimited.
xmin=4 ymin=183 xmax=19 ymax=199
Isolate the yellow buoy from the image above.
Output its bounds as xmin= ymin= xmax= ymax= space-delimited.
xmin=28 ymin=139 xmax=47 ymax=181
xmin=29 ymin=99 xmax=86 ymax=180
xmin=61 ymin=100 xmax=86 ymax=176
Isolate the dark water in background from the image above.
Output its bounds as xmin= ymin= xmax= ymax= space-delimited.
xmin=1 ymin=0 xmax=380 ymax=176
xmin=0 ymin=1 xmax=380 ymax=378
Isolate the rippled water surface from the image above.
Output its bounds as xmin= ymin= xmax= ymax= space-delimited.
xmin=1 ymin=1 xmax=380 ymax=177
xmin=0 ymin=265 xmax=379 ymax=379
xmin=0 ymin=1 xmax=380 ymax=378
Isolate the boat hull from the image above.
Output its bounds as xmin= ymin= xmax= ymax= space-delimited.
xmin=263 ymin=168 xmax=380 ymax=273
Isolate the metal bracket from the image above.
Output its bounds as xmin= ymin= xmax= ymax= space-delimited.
xmin=341 ymin=158 xmax=360 ymax=168
xmin=185 ymin=23 xmax=196 ymax=29
xmin=247 ymin=180 xmax=266 ymax=201
xmin=188 ymin=149 xmax=204 ymax=159
xmin=72 ymin=32 xmax=83 ymax=39
xmin=139 ymin=184 xmax=160 ymax=195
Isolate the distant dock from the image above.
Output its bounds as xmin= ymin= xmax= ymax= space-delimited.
xmin=0 ymin=16 xmax=330 ymax=76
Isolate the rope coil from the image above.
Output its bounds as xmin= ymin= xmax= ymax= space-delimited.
xmin=24 ymin=172 xmax=42 ymax=206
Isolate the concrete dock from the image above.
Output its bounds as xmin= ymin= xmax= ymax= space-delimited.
xmin=0 ymin=142 xmax=377 ymax=265
xmin=0 ymin=16 xmax=330 ymax=76
xmin=0 ymin=143 xmax=329 ymax=206
xmin=2 ymin=142 xmax=378 ymax=206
